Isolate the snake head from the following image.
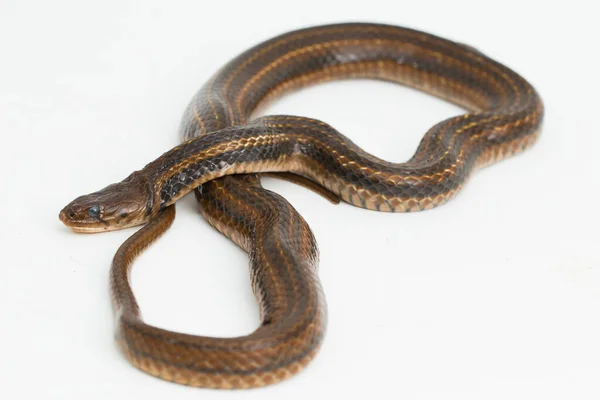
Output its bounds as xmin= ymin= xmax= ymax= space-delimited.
xmin=59 ymin=172 xmax=153 ymax=233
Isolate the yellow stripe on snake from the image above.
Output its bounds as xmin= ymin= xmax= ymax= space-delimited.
xmin=59 ymin=23 xmax=543 ymax=388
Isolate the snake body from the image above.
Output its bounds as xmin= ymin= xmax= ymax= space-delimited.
xmin=110 ymin=175 xmax=326 ymax=388
xmin=60 ymin=23 xmax=543 ymax=388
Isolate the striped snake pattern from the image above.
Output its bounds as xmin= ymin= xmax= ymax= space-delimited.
xmin=59 ymin=23 xmax=543 ymax=388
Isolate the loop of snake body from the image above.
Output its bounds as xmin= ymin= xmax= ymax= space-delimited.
xmin=59 ymin=23 xmax=543 ymax=388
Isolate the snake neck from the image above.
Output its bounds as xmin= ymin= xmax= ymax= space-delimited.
xmin=142 ymin=118 xmax=301 ymax=212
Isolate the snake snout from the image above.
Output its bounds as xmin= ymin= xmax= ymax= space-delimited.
xmin=58 ymin=206 xmax=76 ymax=224
xmin=58 ymin=209 xmax=68 ymax=223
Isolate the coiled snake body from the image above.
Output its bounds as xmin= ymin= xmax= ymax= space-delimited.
xmin=59 ymin=23 xmax=543 ymax=388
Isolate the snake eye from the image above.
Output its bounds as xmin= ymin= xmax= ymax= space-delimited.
xmin=88 ymin=205 xmax=101 ymax=219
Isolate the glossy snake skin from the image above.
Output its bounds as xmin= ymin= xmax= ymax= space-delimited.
xmin=60 ymin=23 xmax=543 ymax=389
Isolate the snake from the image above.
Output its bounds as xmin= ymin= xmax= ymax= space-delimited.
xmin=59 ymin=23 xmax=543 ymax=388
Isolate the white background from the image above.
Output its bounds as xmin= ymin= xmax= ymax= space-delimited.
xmin=1 ymin=1 xmax=599 ymax=399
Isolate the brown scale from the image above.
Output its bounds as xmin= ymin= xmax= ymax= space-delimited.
xmin=60 ymin=23 xmax=544 ymax=388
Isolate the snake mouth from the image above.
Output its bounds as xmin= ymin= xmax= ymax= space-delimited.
xmin=64 ymin=224 xmax=113 ymax=234
xmin=59 ymin=209 xmax=146 ymax=233
xmin=58 ymin=210 xmax=113 ymax=233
